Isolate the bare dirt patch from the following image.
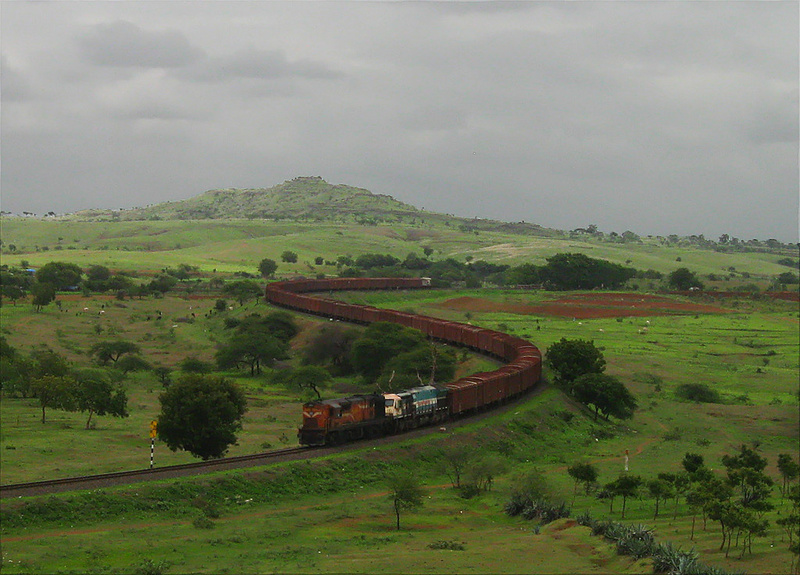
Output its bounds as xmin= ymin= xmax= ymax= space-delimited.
xmin=435 ymin=293 xmax=732 ymax=319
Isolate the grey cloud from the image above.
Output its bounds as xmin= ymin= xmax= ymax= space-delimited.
xmin=77 ymin=20 xmax=205 ymax=68
xmin=1 ymin=56 xmax=29 ymax=101
xmin=185 ymin=47 xmax=342 ymax=82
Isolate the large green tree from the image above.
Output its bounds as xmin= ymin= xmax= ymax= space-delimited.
xmin=72 ymin=368 xmax=129 ymax=428
xmin=35 ymin=262 xmax=83 ymax=291
xmin=668 ymin=267 xmax=704 ymax=290
xmin=571 ymin=373 xmax=637 ymax=421
xmin=90 ymin=340 xmax=142 ymax=365
xmin=157 ymin=374 xmax=247 ymax=460
xmin=545 ymin=338 xmax=606 ymax=386
xmin=258 ymin=258 xmax=278 ymax=278
xmin=350 ymin=322 xmax=426 ymax=381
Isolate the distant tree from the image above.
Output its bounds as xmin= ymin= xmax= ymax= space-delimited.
xmin=436 ymin=443 xmax=475 ymax=489
xmin=647 ymin=478 xmax=674 ymax=520
xmin=280 ymin=250 xmax=298 ymax=263
xmin=153 ymin=366 xmax=172 ymax=388
xmin=258 ymin=258 xmax=278 ymax=278
xmin=85 ymin=265 xmax=112 ymax=291
xmin=377 ymin=343 xmax=456 ymax=391
xmin=116 ymin=354 xmax=151 ymax=375
xmin=607 ymin=474 xmax=643 ymax=519
xmin=350 ymin=322 xmax=426 ymax=381
xmin=30 ymin=282 xmax=56 ymax=312
xmin=222 ymin=280 xmax=261 ymax=305
xmin=778 ymin=454 xmax=800 ymax=497
xmin=215 ymin=329 xmax=288 ymax=375
xmin=90 ymin=340 xmax=141 ymax=365
xmin=214 ymin=298 xmax=228 ymax=312
xmin=29 ymin=374 xmax=78 ymax=423
xmin=314 ymin=256 xmax=324 ymax=266
xmin=287 ymin=365 xmax=332 ymax=400
xmin=682 ymin=452 xmax=706 ymax=475
xmin=537 ymin=253 xmax=635 ymax=290
xmin=571 ymin=373 xmax=637 ymax=421
xmin=777 ymin=271 xmax=799 ymax=285
xmin=387 ymin=472 xmax=424 ymax=530
xmin=179 ymin=356 xmax=213 ymax=374
xmin=301 ymin=323 xmax=359 ymax=375
xmin=668 ymin=267 xmax=704 ymax=290
xmin=567 ymin=462 xmax=599 ymax=501
xmin=72 ymin=368 xmax=129 ymax=428
xmin=35 ymin=262 xmax=83 ymax=290
xmin=147 ymin=274 xmax=178 ymax=294
xmin=157 ymin=374 xmax=247 ymax=460
xmin=545 ymin=338 xmax=606 ymax=386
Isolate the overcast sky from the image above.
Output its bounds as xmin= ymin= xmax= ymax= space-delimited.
xmin=2 ymin=1 xmax=798 ymax=241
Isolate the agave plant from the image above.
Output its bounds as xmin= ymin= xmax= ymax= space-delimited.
xmin=651 ymin=541 xmax=699 ymax=574
xmin=575 ymin=511 xmax=594 ymax=527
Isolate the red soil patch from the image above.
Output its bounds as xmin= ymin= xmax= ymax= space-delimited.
xmin=435 ymin=293 xmax=731 ymax=319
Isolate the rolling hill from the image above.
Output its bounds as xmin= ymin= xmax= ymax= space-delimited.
xmin=66 ymin=176 xmax=555 ymax=236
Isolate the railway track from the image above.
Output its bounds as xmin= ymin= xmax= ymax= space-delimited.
xmin=0 ymin=447 xmax=314 ymax=499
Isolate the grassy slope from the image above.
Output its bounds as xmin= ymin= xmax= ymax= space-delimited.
xmin=1 ymin=218 xmax=792 ymax=283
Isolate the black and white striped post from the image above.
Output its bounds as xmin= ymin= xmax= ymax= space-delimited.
xmin=149 ymin=420 xmax=157 ymax=469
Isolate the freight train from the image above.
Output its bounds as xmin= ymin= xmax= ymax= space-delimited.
xmin=265 ymin=277 xmax=542 ymax=446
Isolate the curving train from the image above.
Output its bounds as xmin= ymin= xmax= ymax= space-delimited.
xmin=265 ymin=277 xmax=542 ymax=446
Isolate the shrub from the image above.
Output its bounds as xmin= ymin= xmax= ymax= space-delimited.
xmin=192 ymin=515 xmax=215 ymax=529
xmin=675 ymin=383 xmax=721 ymax=403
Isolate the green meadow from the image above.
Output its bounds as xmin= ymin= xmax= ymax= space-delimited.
xmin=1 ymin=215 xmax=798 ymax=574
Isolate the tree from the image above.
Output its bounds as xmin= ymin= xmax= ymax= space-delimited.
xmin=222 ymin=280 xmax=261 ymax=305
xmin=215 ymin=329 xmax=288 ymax=375
xmin=436 ymin=443 xmax=475 ymax=489
xmin=35 ymin=262 xmax=83 ymax=290
xmin=778 ymin=453 xmax=800 ymax=497
xmin=280 ymin=250 xmax=298 ymax=263
xmin=682 ymin=452 xmax=705 ymax=475
xmin=72 ymin=368 xmax=129 ymax=428
xmin=567 ymin=462 xmax=599 ymax=502
xmin=647 ymin=478 xmax=674 ymax=520
xmin=607 ymin=474 xmax=643 ymax=519
xmin=350 ymin=322 xmax=426 ymax=381
xmin=571 ymin=373 xmax=637 ymax=421
xmin=178 ymin=356 xmax=213 ymax=374
xmin=30 ymin=282 xmax=56 ymax=312
xmin=545 ymin=338 xmax=606 ymax=386
xmin=116 ymin=354 xmax=151 ymax=375
xmin=287 ymin=365 xmax=332 ymax=400
xmin=387 ymin=472 xmax=424 ymax=530
xmin=301 ymin=323 xmax=359 ymax=375
xmin=258 ymin=258 xmax=277 ymax=278
xmin=157 ymin=374 xmax=247 ymax=460
xmin=29 ymin=375 xmax=78 ymax=423
xmin=90 ymin=340 xmax=142 ymax=365
xmin=668 ymin=267 xmax=704 ymax=290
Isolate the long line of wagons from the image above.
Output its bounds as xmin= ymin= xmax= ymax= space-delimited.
xmin=265 ymin=277 xmax=542 ymax=446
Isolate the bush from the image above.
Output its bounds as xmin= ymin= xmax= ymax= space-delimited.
xmin=675 ymin=383 xmax=721 ymax=403
xmin=192 ymin=515 xmax=215 ymax=529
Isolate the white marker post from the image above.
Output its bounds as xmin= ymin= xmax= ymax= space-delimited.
xmin=149 ymin=420 xmax=158 ymax=469
xmin=624 ymin=449 xmax=629 ymax=472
